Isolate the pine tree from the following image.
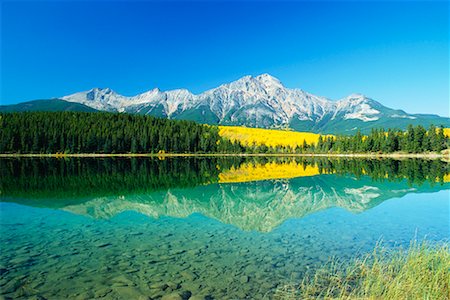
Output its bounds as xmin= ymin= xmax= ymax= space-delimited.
xmin=436 ymin=126 xmax=446 ymax=152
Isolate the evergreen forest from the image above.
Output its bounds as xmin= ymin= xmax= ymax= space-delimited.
xmin=0 ymin=112 xmax=448 ymax=154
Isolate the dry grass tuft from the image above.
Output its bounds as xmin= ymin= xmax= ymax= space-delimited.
xmin=275 ymin=241 xmax=450 ymax=300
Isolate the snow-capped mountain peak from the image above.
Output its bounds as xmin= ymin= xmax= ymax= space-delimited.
xmin=62 ymin=87 xmax=126 ymax=111
xmin=255 ymin=73 xmax=283 ymax=89
xmin=334 ymin=94 xmax=380 ymax=122
xmin=58 ymin=74 xmax=448 ymax=133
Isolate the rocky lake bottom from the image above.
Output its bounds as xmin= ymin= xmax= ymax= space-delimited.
xmin=1 ymin=191 xmax=449 ymax=300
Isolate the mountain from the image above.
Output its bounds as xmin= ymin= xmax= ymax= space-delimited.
xmin=3 ymin=74 xmax=449 ymax=134
xmin=0 ymin=99 xmax=97 ymax=113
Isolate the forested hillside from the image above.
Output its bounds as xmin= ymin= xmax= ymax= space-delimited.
xmin=0 ymin=112 xmax=243 ymax=154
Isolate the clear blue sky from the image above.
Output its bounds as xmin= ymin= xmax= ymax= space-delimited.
xmin=1 ymin=1 xmax=449 ymax=116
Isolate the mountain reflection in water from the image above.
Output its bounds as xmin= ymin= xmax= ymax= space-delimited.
xmin=1 ymin=157 xmax=448 ymax=232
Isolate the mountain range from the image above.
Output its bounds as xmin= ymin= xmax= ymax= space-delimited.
xmin=2 ymin=74 xmax=448 ymax=134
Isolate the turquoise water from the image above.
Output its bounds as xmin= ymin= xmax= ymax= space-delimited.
xmin=0 ymin=158 xmax=449 ymax=299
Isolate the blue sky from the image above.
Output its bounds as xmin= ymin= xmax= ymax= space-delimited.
xmin=1 ymin=1 xmax=449 ymax=116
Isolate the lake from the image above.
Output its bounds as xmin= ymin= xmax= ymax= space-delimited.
xmin=0 ymin=157 xmax=449 ymax=299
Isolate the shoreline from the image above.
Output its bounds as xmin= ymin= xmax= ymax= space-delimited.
xmin=0 ymin=152 xmax=448 ymax=159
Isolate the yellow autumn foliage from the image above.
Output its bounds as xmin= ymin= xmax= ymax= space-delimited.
xmin=443 ymin=128 xmax=450 ymax=138
xmin=443 ymin=174 xmax=450 ymax=183
xmin=218 ymin=161 xmax=321 ymax=183
xmin=218 ymin=126 xmax=328 ymax=148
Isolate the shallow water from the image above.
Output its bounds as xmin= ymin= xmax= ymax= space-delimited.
xmin=0 ymin=158 xmax=449 ymax=299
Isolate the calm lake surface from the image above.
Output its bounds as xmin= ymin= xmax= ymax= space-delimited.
xmin=1 ymin=157 xmax=449 ymax=299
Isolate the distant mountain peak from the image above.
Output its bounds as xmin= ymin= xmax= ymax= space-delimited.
xmin=255 ymin=73 xmax=281 ymax=82
xmin=255 ymin=73 xmax=283 ymax=89
xmin=98 ymin=87 xmax=112 ymax=92
xmin=135 ymin=87 xmax=161 ymax=97
xmin=345 ymin=93 xmax=367 ymax=100
xmin=89 ymin=87 xmax=115 ymax=95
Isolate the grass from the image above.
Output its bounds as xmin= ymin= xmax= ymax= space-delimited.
xmin=275 ymin=241 xmax=450 ymax=300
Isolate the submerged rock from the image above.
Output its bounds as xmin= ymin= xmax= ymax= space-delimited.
xmin=239 ymin=275 xmax=249 ymax=284
xmin=149 ymin=282 xmax=168 ymax=290
xmin=111 ymin=275 xmax=134 ymax=287
xmin=161 ymin=292 xmax=183 ymax=300
xmin=95 ymin=242 xmax=112 ymax=248
xmin=180 ymin=270 xmax=196 ymax=281
xmin=0 ymin=267 xmax=8 ymax=276
xmin=112 ymin=286 xmax=147 ymax=299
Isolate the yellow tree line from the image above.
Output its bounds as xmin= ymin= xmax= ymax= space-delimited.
xmin=218 ymin=126 xmax=328 ymax=148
